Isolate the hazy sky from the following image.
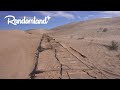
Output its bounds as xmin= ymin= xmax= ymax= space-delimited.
xmin=0 ymin=11 xmax=120 ymax=30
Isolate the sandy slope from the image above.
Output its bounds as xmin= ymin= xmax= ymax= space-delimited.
xmin=0 ymin=30 xmax=42 ymax=79
xmin=50 ymin=17 xmax=120 ymax=37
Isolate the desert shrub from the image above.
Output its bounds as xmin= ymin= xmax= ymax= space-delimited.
xmin=77 ymin=37 xmax=84 ymax=40
xmin=109 ymin=41 xmax=118 ymax=51
xmin=103 ymin=28 xmax=108 ymax=32
xmin=27 ymin=32 xmax=32 ymax=34
xmin=103 ymin=41 xmax=119 ymax=51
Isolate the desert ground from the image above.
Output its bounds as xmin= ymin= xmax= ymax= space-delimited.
xmin=0 ymin=17 xmax=120 ymax=79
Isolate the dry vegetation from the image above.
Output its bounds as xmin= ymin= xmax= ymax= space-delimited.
xmin=102 ymin=28 xmax=108 ymax=32
xmin=103 ymin=41 xmax=119 ymax=51
xmin=109 ymin=41 xmax=119 ymax=51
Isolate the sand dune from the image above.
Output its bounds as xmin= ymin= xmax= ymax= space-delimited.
xmin=50 ymin=17 xmax=120 ymax=37
xmin=0 ymin=17 xmax=120 ymax=79
xmin=0 ymin=30 xmax=43 ymax=79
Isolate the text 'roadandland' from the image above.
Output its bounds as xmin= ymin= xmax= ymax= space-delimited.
xmin=4 ymin=15 xmax=51 ymax=25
